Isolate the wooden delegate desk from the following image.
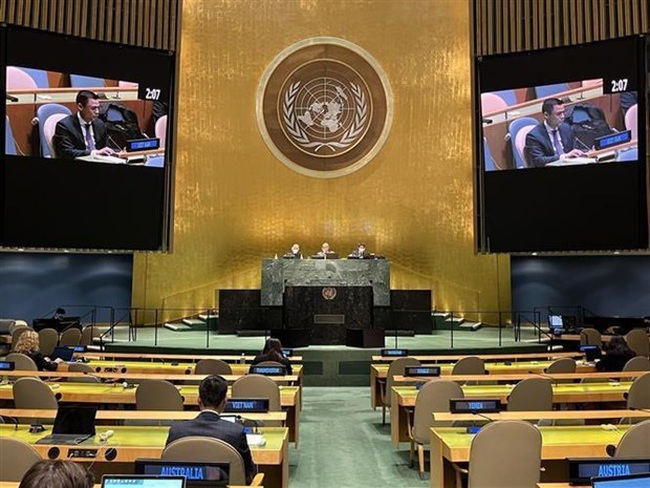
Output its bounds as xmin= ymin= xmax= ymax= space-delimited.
xmin=78 ymin=352 xmax=303 ymax=363
xmin=390 ymin=382 xmax=631 ymax=449
xmin=7 ymin=369 xmax=299 ymax=386
xmin=370 ymin=360 xmax=597 ymax=409
xmin=0 ymin=384 xmax=300 ymax=446
xmin=371 ymin=352 xmax=583 ymax=362
xmin=0 ymin=484 xmax=258 ymax=488
xmin=392 ymin=370 xmax=649 ymax=385
xmin=431 ymin=409 xmax=650 ymax=423
xmin=429 ymin=424 xmax=633 ymax=488
xmin=0 ymin=425 xmax=288 ymax=488
xmin=0 ymin=409 xmax=287 ymax=425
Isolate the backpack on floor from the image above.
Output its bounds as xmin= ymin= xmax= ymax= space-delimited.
xmin=564 ymin=103 xmax=613 ymax=150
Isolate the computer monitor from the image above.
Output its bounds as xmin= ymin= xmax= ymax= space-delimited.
xmin=548 ymin=315 xmax=565 ymax=335
xmin=102 ymin=475 xmax=186 ymax=488
xmin=135 ymin=459 xmax=229 ymax=487
xmin=580 ymin=345 xmax=603 ymax=362
xmin=50 ymin=346 xmax=75 ymax=362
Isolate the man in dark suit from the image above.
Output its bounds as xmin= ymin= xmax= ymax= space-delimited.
xmin=525 ymin=97 xmax=585 ymax=168
xmin=53 ymin=90 xmax=117 ymax=160
xmin=165 ymin=375 xmax=257 ymax=483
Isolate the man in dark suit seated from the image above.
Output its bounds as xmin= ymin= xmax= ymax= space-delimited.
xmin=53 ymin=90 xmax=117 ymax=160
xmin=282 ymin=243 xmax=302 ymax=259
xmin=348 ymin=242 xmax=373 ymax=259
xmin=165 ymin=375 xmax=257 ymax=483
xmin=525 ymin=97 xmax=585 ymax=168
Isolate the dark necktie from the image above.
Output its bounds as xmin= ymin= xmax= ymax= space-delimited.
xmin=84 ymin=123 xmax=96 ymax=151
xmin=551 ymin=129 xmax=563 ymax=157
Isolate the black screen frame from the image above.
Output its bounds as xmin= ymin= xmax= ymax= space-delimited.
xmin=0 ymin=24 xmax=176 ymax=251
xmin=474 ymin=35 xmax=648 ymax=253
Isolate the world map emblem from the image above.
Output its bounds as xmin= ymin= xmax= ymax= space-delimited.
xmin=257 ymin=38 xmax=393 ymax=178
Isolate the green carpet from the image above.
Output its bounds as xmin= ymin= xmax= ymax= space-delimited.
xmin=288 ymin=387 xmax=428 ymax=488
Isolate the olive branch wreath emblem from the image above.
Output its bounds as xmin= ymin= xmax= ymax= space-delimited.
xmin=282 ymin=81 xmax=368 ymax=153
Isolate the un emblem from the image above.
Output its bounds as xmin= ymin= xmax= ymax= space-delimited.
xmin=257 ymin=37 xmax=393 ymax=178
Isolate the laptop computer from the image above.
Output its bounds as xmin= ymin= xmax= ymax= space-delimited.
xmin=591 ymin=472 xmax=650 ymax=487
xmin=35 ymin=406 xmax=97 ymax=445
xmin=102 ymin=475 xmax=186 ymax=488
xmin=135 ymin=459 xmax=229 ymax=487
xmin=50 ymin=346 xmax=75 ymax=362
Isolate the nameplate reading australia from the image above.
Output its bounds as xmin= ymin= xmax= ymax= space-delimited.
xmin=257 ymin=37 xmax=393 ymax=178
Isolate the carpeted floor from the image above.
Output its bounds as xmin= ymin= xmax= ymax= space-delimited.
xmin=288 ymin=387 xmax=428 ymax=488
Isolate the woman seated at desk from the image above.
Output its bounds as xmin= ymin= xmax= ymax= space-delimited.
xmin=13 ymin=329 xmax=62 ymax=371
xmin=251 ymin=337 xmax=293 ymax=374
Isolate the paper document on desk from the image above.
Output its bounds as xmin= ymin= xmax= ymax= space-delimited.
xmin=547 ymin=157 xmax=597 ymax=167
xmin=246 ymin=434 xmax=266 ymax=447
xmin=76 ymin=154 xmax=128 ymax=164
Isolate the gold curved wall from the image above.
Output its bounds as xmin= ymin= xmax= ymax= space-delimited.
xmin=132 ymin=0 xmax=511 ymax=321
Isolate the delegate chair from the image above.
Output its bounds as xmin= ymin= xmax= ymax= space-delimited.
xmin=43 ymin=113 xmax=70 ymax=158
xmin=408 ymin=380 xmax=464 ymax=477
xmin=37 ymin=328 xmax=58 ymax=357
xmin=13 ymin=377 xmax=58 ymax=409
xmin=507 ymin=377 xmax=553 ymax=412
xmin=378 ymin=356 xmax=421 ymax=425
xmin=508 ymin=117 xmax=537 ymax=169
xmin=36 ymin=104 xmax=72 ymax=158
xmin=483 ymin=137 xmax=497 ymax=171
xmin=534 ymin=83 xmax=569 ymax=98
xmin=195 ymin=358 xmax=232 ymax=375
xmin=20 ymin=68 xmax=49 ymax=88
xmin=0 ymin=438 xmax=42 ymax=481
xmin=69 ymin=74 xmax=105 ymax=88
xmin=625 ymin=328 xmax=649 ymax=357
xmin=5 ymin=116 xmax=17 ymax=155
xmin=616 ymin=147 xmax=638 ymax=162
xmin=232 ymin=374 xmax=281 ymax=411
xmin=58 ymin=328 xmax=81 ymax=347
xmin=79 ymin=325 xmax=94 ymax=346
xmin=607 ymin=419 xmax=650 ymax=458
xmin=67 ymin=362 xmax=101 ymax=383
xmin=580 ymin=328 xmax=602 ymax=347
xmin=625 ymin=104 xmax=637 ymax=141
xmin=625 ymin=372 xmax=650 ymax=411
xmin=491 ymin=89 xmax=517 ymax=106
xmin=9 ymin=327 xmax=31 ymax=351
xmin=480 ymin=93 xmax=508 ymax=114
xmin=544 ymin=358 xmax=576 ymax=386
xmin=162 ymin=436 xmax=264 ymax=486
xmin=5 ymin=352 xmax=37 ymax=371
xmin=155 ymin=115 xmax=167 ymax=148
xmin=6 ymin=66 xmax=38 ymax=90
xmin=452 ymin=356 xmax=485 ymax=376
xmin=136 ymin=379 xmax=184 ymax=411
xmin=623 ymin=356 xmax=650 ymax=372
xmin=454 ymin=420 xmax=542 ymax=488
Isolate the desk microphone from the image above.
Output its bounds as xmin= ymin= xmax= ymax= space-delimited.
xmin=106 ymin=133 xmax=126 ymax=153
xmin=482 ymin=118 xmax=493 ymax=125
xmin=241 ymin=418 xmax=264 ymax=434
xmin=471 ymin=411 xmax=495 ymax=424
xmin=5 ymin=94 xmax=18 ymax=102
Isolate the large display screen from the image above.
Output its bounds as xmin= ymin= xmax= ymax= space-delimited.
xmin=475 ymin=35 xmax=647 ymax=253
xmin=1 ymin=25 xmax=175 ymax=250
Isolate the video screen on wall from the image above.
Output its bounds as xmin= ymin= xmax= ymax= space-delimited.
xmin=1 ymin=25 xmax=175 ymax=250
xmin=475 ymin=35 xmax=647 ymax=253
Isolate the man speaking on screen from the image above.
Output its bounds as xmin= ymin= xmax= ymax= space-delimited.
xmin=525 ymin=97 xmax=585 ymax=167
xmin=53 ymin=90 xmax=117 ymax=160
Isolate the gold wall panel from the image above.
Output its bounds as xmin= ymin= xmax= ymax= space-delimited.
xmin=132 ymin=0 xmax=512 ymax=322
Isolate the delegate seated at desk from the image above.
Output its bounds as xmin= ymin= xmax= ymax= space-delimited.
xmin=313 ymin=242 xmax=338 ymax=259
xmin=348 ymin=242 xmax=372 ymax=259
xmin=525 ymin=98 xmax=584 ymax=168
xmin=282 ymin=243 xmax=302 ymax=259
xmin=52 ymin=90 xmax=116 ymax=160
xmin=165 ymin=375 xmax=257 ymax=483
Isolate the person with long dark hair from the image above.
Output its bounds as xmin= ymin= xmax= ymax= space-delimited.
xmin=596 ymin=335 xmax=636 ymax=372
xmin=19 ymin=460 xmax=93 ymax=488
xmin=251 ymin=337 xmax=292 ymax=374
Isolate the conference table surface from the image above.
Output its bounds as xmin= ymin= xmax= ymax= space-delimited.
xmin=370 ymin=359 xmax=597 ymax=409
xmin=78 ymin=351 xmax=303 ymax=362
xmin=0 ymin=484 xmax=257 ymax=488
xmin=389 ymin=382 xmax=632 ymax=448
xmin=0 ymin=425 xmax=287 ymax=488
xmin=429 ymin=424 xmax=633 ymax=488
xmin=6 ymin=368 xmax=300 ymax=385
xmin=0 ymin=383 xmax=300 ymax=446
xmin=371 ymin=352 xmax=584 ymax=362
xmin=392 ymin=370 xmax=648 ymax=384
